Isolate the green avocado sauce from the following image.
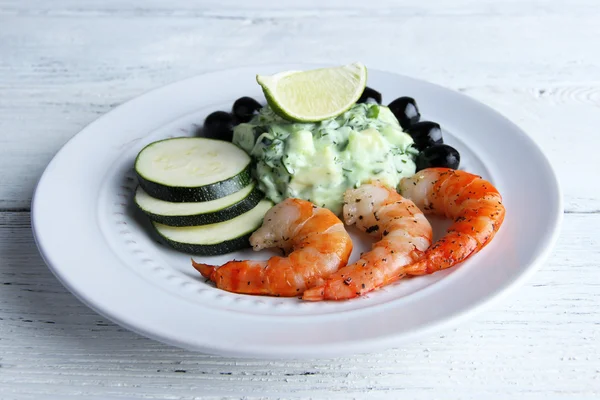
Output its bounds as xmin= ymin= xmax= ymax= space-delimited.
xmin=233 ymin=103 xmax=418 ymax=215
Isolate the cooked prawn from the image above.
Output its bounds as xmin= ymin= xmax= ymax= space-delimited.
xmin=397 ymin=168 xmax=506 ymax=276
xmin=192 ymin=198 xmax=353 ymax=297
xmin=303 ymin=182 xmax=433 ymax=301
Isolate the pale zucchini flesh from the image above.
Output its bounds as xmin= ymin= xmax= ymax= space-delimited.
xmin=153 ymin=200 xmax=273 ymax=255
xmin=134 ymin=183 xmax=263 ymax=227
xmin=135 ymin=137 xmax=252 ymax=202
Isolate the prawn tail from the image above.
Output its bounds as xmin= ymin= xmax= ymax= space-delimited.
xmin=302 ymin=278 xmax=365 ymax=301
xmin=191 ymin=259 xmax=216 ymax=280
xmin=404 ymin=233 xmax=480 ymax=276
xmin=302 ymin=285 xmax=326 ymax=301
xmin=403 ymin=259 xmax=430 ymax=276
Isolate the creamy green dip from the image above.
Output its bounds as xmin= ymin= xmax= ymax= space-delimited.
xmin=232 ymin=103 xmax=417 ymax=214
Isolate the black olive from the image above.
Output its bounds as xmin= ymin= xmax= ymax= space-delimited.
xmin=202 ymin=111 xmax=235 ymax=142
xmin=416 ymin=144 xmax=460 ymax=171
xmin=405 ymin=121 xmax=443 ymax=151
xmin=388 ymin=97 xmax=420 ymax=129
xmin=357 ymin=87 xmax=382 ymax=104
xmin=232 ymin=97 xmax=262 ymax=123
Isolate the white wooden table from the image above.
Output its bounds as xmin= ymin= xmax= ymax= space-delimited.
xmin=1 ymin=1 xmax=599 ymax=398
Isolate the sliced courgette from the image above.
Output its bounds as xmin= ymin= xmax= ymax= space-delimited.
xmin=134 ymin=183 xmax=263 ymax=227
xmin=135 ymin=137 xmax=252 ymax=202
xmin=153 ymin=200 xmax=273 ymax=255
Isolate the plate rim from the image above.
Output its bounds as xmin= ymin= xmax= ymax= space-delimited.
xmin=31 ymin=63 xmax=564 ymax=358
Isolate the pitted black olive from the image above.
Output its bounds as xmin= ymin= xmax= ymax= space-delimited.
xmin=416 ymin=144 xmax=460 ymax=171
xmin=357 ymin=87 xmax=382 ymax=104
xmin=203 ymin=111 xmax=235 ymax=142
xmin=406 ymin=121 xmax=443 ymax=151
xmin=388 ymin=97 xmax=420 ymax=129
xmin=232 ymin=96 xmax=262 ymax=123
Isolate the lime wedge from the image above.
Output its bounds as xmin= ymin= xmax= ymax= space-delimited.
xmin=256 ymin=62 xmax=367 ymax=122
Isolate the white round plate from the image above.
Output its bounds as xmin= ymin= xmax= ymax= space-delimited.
xmin=32 ymin=64 xmax=562 ymax=359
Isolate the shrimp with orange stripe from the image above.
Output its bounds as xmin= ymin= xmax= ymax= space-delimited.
xmin=304 ymin=168 xmax=505 ymax=301
xmin=303 ymin=181 xmax=433 ymax=301
xmin=398 ymin=168 xmax=505 ymax=276
xmin=193 ymin=198 xmax=353 ymax=297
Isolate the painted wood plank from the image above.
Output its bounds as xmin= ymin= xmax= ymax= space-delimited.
xmin=0 ymin=211 xmax=598 ymax=398
xmin=1 ymin=11 xmax=599 ymax=209
xmin=1 ymin=0 xmax=599 ymax=15
xmin=1 ymin=2 xmax=599 ymax=399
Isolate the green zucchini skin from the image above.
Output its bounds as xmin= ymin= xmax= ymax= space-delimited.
xmin=154 ymin=230 xmax=253 ymax=256
xmin=150 ymin=199 xmax=273 ymax=256
xmin=136 ymin=164 xmax=252 ymax=203
xmin=135 ymin=187 xmax=264 ymax=227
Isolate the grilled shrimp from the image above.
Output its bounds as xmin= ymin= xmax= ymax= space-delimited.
xmin=303 ymin=182 xmax=433 ymax=301
xmin=398 ymin=168 xmax=506 ymax=276
xmin=192 ymin=198 xmax=353 ymax=297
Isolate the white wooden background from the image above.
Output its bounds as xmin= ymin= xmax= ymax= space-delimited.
xmin=1 ymin=1 xmax=599 ymax=398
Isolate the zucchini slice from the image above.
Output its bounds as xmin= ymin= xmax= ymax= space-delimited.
xmin=134 ymin=183 xmax=263 ymax=227
xmin=135 ymin=137 xmax=252 ymax=202
xmin=153 ymin=200 xmax=273 ymax=255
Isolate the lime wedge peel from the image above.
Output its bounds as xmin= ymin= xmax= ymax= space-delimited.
xmin=256 ymin=62 xmax=368 ymax=123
